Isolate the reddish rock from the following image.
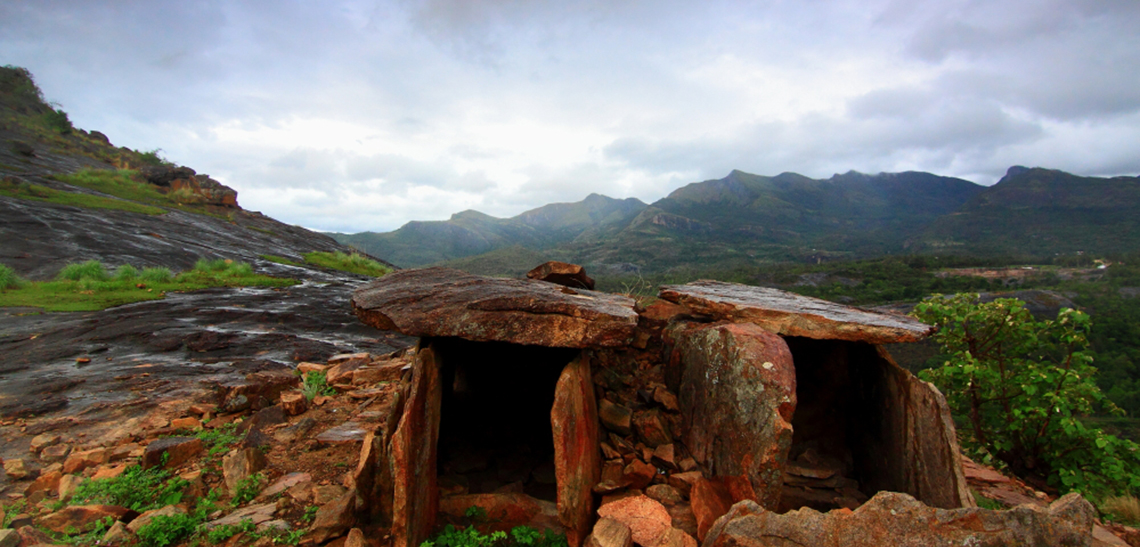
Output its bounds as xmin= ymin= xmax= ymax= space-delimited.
xmin=258 ymin=472 xmax=312 ymax=501
xmin=297 ymin=362 xmax=328 ymax=374
xmin=672 ymin=323 xmax=795 ymax=508
xmin=346 ymin=527 xmax=368 ymax=547
xmin=63 ymin=448 xmax=108 ymax=474
xmin=223 ymin=447 xmax=268 ymax=491
xmin=352 ymin=267 xmax=638 ymax=348
xmin=439 ymin=493 xmax=557 ymax=534
xmin=552 ymin=355 xmax=602 ymax=547
xmin=327 ymin=355 xmax=368 ymax=385
xmin=651 ymin=388 xmax=679 ymax=412
xmin=623 ymin=459 xmax=657 ymax=490
xmin=703 ymin=492 xmax=1095 ymax=547
xmin=280 ymin=391 xmax=308 ymax=416
xmin=651 ymin=445 xmax=676 ymax=470
xmin=352 ymin=364 xmax=405 ymax=385
xmin=666 ymin=472 xmax=702 ymax=498
xmin=0 ymin=529 xmax=17 ymax=547
xmin=218 ymin=369 xmax=298 ymax=412
xmin=597 ymin=495 xmax=672 ymax=547
xmin=586 ymin=517 xmax=633 ymax=547
xmin=599 ymin=399 xmax=633 ymax=436
xmin=690 ymin=478 xmax=733 ymax=542
xmin=58 ymin=474 xmax=85 ymax=500
xmin=645 ymin=485 xmax=683 ymax=507
xmin=128 ymin=505 xmax=186 ymax=533
xmin=14 ymin=526 xmax=54 ymax=546
xmin=391 ymin=346 xmax=442 ymax=547
xmin=92 ymin=464 xmax=129 ymax=480
xmin=3 ymin=458 xmax=29 ymax=479
xmin=309 ymin=489 xmax=357 ymax=544
xmin=37 ymin=505 xmax=134 ymax=533
xmin=659 ymin=281 xmax=933 ymax=344
xmin=40 ymin=442 xmax=71 ymax=462
xmin=142 ymin=437 xmax=203 ymax=469
xmin=632 ymin=410 xmax=672 ymax=448
xmin=29 ymin=434 xmax=61 ymax=454
xmin=170 ymin=417 xmax=202 ymax=431
xmin=666 ymin=504 xmax=698 ymax=539
xmin=650 ymin=527 xmax=696 ymax=547
xmin=25 ymin=469 xmax=62 ymax=496
xmin=527 ymin=261 xmax=596 ymax=290
xmin=638 ymin=301 xmax=689 ymax=325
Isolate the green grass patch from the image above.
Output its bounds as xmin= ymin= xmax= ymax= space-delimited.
xmin=260 ymin=254 xmax=302 ymax=266
xmin=303 ymin=250 xmax=391 ymax=277
xmin=0 ymin=175 xmax=165 ymax=215
xmin=50 ymin=168 xmax=227 ymax=218
xmin=301 ymin=370 xmax=336 ymax=401
xmin=0 ymin=263 xmax=26 ymax=290
xmin=0 ymin=259 xmax=298 ymax=312
xmin=69 ymin=465 xmax=188 ymax=512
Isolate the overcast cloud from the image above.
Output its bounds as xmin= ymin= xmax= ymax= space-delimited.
xmin=3 ymin=0 xmax=1139 ymax=232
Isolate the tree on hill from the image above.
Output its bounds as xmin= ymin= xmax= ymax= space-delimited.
xmin=913 ymin=293 xmax=1140 ymax=496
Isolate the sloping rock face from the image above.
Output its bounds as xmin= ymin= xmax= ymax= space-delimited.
xmin=352 ymin=267 xmax=638 ymax=348
xmin=659 ymin=281 xmax=932 ymax=344
xmin=704 ymin=492 xmax=1094 ymax=547
xmin=670 ymin=323 xmax=796 ymax=509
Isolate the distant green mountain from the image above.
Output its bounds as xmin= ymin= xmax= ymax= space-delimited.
xmin=916 ymin=166 xmax=1140 ymax=256
xmin=332 ymin=193 xmax=646 ymax=267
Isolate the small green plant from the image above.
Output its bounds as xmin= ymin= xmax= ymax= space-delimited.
xmin=135 ymin=511 xmax=202 ymax=547
xmin=42 ymin=106 xmax=73 ymax=134
xmin=1 ymin=499 xmax=27 ymax=528
xmin=206 ymin=518 xmax=257 ymax=543
xmin=303 ymin=250 xmax=391 ymax=277
xmin=420 ymin=525 xmax=567 ymax=547
xmin=139 ymin=148 xmax=169 ymax=166
xmin=972 ymin=490 xmax=1004 ymax=511
xmin=231 ymin=472 xmax=266 ymax=506
xmin=0 ymin=263 xmax=26 ymax=290
xmin=302 ymin=370 xmax=337 ymax=401
xmin=299 ymin=505 xmax=319 ymax=525
xmin=464 ymin=505 xmax=488 ymax=522
xmin=68 ymin=464 xmax=188 ymax=512
xmin=57 ymin=260 xmax=109 ymax=281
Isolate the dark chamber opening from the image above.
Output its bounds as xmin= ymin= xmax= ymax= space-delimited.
xmin=431 ymin=337 xmax=579 ymax=502
xmin=780 ymin=337 xmax=883 ymax=512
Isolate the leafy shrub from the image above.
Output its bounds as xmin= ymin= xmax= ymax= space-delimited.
xmin=206 ymin=518 xmax=256 ymax=543
xmin=42 ymin=106 xmax=73 ymax=134
xmin=302 ymin=370 xmax=336 ymax=401
xmin=421 ymin=525 xmax=566 ymax=547
xmin=135 ymin=511 xmax=201 ymax=547
xmin=0 ymin=263 xmax=25 ymax=290
xmin=114 ymin=264 xmax=140 ymax=281
xmin=914 ymin=293 xmax=1140 ymax=496
xmin=140 ymin=267 xmax=174 ymax=283
xmin=138 ymin=148 xmax=169 ymax=167
xmin=303 ymin=250 xmax=391 ymax=277
xmin=57 ymin=260 xmax=109 ymax=281
xmin=232 ymin=473 xmax=266 ymax=506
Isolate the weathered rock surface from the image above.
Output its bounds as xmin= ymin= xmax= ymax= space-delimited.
xmin=527 ymin=261 xmax=597 ymax=290
xmin=704 ymin=492 xmax=1095 ymax=547
xmin=597 ymin=495 xmax=672 ymax=547
xmin=391 ymin=346 xmax=442 ymax=547
xmin=659 ymin=281 xmax=933 ymax=344
xmin=439 ymin=493 xmax=561 ymax=534
xmin=672 ymin=323 xmax=796 ymax=509
xmin=586 ymin=517 xmax=633 ymax=547
xmin=142 ymin=437 xmax=203 ymax=469
xmin=37 ymin=504 xmax=135 ymax=533
xmin=552 ymin=355 xmax=602 ymax=547
xmin=352 ymin=267 xmax=638 ymax=348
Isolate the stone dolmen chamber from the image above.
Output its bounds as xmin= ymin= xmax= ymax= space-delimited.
xmin=348 ymin=263 xmax=1040 ymax=547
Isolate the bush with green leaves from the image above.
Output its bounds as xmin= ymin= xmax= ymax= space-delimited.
xmin=913 ymin=293 xmax=1140 ymax=496
xmin=68 ymin=464 xmax=188 ymax=512
xmin=141 ymin=266 xmax=174 ymax=283
xmin=57 ymin=259 xmax=109 ymax=281
xmin=421 ymin=524 xmax=567 ymax=547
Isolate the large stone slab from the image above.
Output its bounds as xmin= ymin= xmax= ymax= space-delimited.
xmin=552 ymin=354 xmax=602 ymax=547
xmin=659 ymin=281 xmax=932 ymax=344
xmin=391 ymin=345 xmax=442 ymax=547
xmin=672 ymin=323 xmax=796 ymax=509
xmin=703 ymin=491 xmax=1094 ymax=547
xmin=353 ymin=267 xmax=638 ymax=348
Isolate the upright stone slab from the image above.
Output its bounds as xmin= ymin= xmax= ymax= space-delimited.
xmin=353 ymin=267 xmax=638 ymax=348
xmin=659 ymin=281 xmax=932 ymax=344
xmin=552 ymin=354 xmax=602 ymax=547
xmin=391 ymin=345 xmax=442 ymax=547
xmin=672 ymin=322 xmax=796 ymax=509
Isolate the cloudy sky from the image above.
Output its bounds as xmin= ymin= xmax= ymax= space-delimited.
xmin=3 ymin=0 xmax=1139 ymax=232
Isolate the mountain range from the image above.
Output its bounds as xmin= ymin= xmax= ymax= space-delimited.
xmin=334 ymin=167 xmax=1140 ymax=275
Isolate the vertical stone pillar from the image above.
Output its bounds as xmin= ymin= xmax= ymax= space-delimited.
xmin=552 ymin=353 xmax=601 ymax=547
xmin=391 ymin=344 xmax=442 ymax=547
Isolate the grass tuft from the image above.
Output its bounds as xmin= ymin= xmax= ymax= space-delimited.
xmin=0 ymin=263 xmax=26 ymax=290
xmin=303 ymin=250 xmax=391 ymax=277
xmin=114 ymin=264 xmax=139 ymax=280
xmin=57 ymin=260 xmax=109 ymax=281
xmin=1102 ymin=495 xmax=1140 ymax=525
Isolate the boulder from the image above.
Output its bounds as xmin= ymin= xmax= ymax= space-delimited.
xmin=3 ymin=458 xmax=29 ymax=479
xmin=223 ymin=447 xmax=268 ymax=491
xmin=38 ymin=505 xmax=135 ymax=533
xmin=142 ymin=437 xmax=203 ymax=469
xmin=672 ymin=323 xmax=796 ymax=508
xmin=690 ymin=478 xmax=734 ymax=542
xmin=586 ymin=517 xmax=633 ymax=547
xmin=352 ymin=267 xmax=638 ymax=348
xmin=623 ymin=459 xmax=657 ymax=490
xmin=280 ymin=391 xmax=308 ymax=415
xmin=659 ymin=281 xmax=933 ymax=344
xmin=308 ymin=488 xmax=357 ymax=543
xmin=597 ymin=495 xmax=672 ymax=547
xmin=527 ymin=261 xmax=596 ymax=290
xmin=703 ymin=492 xmax=1096 ymax=547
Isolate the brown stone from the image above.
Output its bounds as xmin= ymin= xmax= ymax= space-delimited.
xmin=666 ymin=504 xmax=698 ymax=539
xmin=659 ymin=281 xmax=933 ymax=344
xmin=92 ymin=463 xmax=129 ymax=480
xmin=352 ymin=364 xmax=405 ymax=385
xmin=666 ymin=472 xmax=702 ymax=498
xmin=552 ymin=355 xmax=602 ymax=547
xmin=102 ymin=520 xmax=133 ymax=545
xmin=128 ymin=505 xmax=186 ymax=533
xmin=29 ymin=434 xmax=61 ymax=454
xmin=142 ymin=437 xmax=203 ymax=469
xmin=3 ymin=458 xmax=29 ymax=479
xmin=645 ymin=485 xmax=683 ymax=507
xmin=651 ymin=388 xmax=679 ymax=412
xmin=586 ymin=517 xmax=633 ymax=547
xmin=599 ymin=399 xmax=633 ymax=436
xmin=59 ymin=474 xmax=85 ymax=500
xmin=632 ymin=410 xmax=672 ymax=448
xmin=0 ymin=529 xmax=16 ymax=547
xmin=316 ymin=421 xmax=370 ymax=443
xmin=297 ymin=362 xmax=327 ymax=374
xmin=623 ymin=459 xmax=657 ymax=490
xmin=223 ymin=447 xmax=268 ymax=492
xmin=601 ymin=443 xmax=622 ymax=460
xmin=650 ymin=527 xmax=696 ymax=547
xmin=206 ymin=501 xmax=279 ymax=529
xmin=258 ymin=472 xmax=312 ymax=501
xmin=702 ymin=492 xmax=1095 ymax=547
xmin=439 ymin=493 xmax=556 ymax=533
xmin=526 ymin=261 xmax=596 ymax=290
xmin=40 ymin=443 xmax=71 ymax=462
xmin=327 ymin=357 xmax=367 ymax=385
xmin=346 ymin=527 xmax=367 ymax=547
xmin=14 ymin=526 xmax=53 ymax=546
xmin=690 ymin=478 xmax=733 ymax=542
xmin=171 ymin=417 xmax=202 ymax=431
xmin=309 ymin=489 xmax=357 ymax=543
xmin=672 ymin=323 xmax=795 ymax=508
xmin=37 ymin=505 xmax=134 ymax=533
xmin=352 ymin=267 xmax=638 ymax=348
xmin=63 ymin=448 xmax=108 ymax=474
xmin=597 ymin=495 xmax=672 ymax=547
xmin=651 ymin=445 xmax=676 ymax=470
xmin=25 ymin=470 xmax=62 ymax=496
xmin=280 ymin=391 xmax=308 ymax=416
